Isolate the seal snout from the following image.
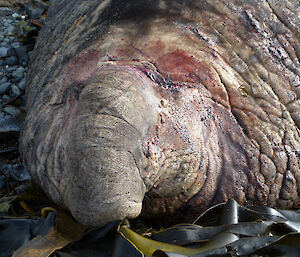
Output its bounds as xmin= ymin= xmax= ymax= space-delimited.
xmin=60 ymin=66 xmax=161 ymax=226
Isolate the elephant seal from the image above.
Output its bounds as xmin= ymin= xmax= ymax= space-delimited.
xmin=20 ymin=0 xmax=300 ymax=227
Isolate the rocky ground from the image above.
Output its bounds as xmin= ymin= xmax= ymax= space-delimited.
xmin=0 ymin=1 xmax=49 ymax=199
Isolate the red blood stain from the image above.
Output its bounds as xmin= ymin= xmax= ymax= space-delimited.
xmin=147 ymin=40 xmax=165 ymax=57
xmin=156 ymin=49 xmax=214 ymax=86
xmin=154 ymin=49 xmax=230 ymax=107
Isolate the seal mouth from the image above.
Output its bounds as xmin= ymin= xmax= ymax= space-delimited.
xmin=64 ymin=180 xmax=143 ymax=227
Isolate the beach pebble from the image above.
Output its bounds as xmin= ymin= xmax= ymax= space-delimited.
xmin=0 ymin=76 xmax=7 ymax=84
xmin=11 ymin=67 xmax=24 ymax=80
xmin=4 ymin=105 xmax=21 ymax=117
xmin=10 ymin=84 xmax=20 ymax=97
xmin=5 ymin=56 xmax=18 ymax=65
xmin=18 ymin=78 xmax=26 ymax=91
xmin=0 ymin=46 xmax=8 ymax=57
xmin=0 ymin=82 xmax=11 ymax=94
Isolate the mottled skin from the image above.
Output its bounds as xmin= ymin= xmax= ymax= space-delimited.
xmin=20 ymin=0 xmax=300 ymax=227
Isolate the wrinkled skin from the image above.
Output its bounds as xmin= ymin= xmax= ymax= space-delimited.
xmin=20 ymin=0 xmax=300 ymax=227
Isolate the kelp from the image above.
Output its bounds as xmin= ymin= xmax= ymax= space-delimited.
xmin=2 ymin=199 xmax=300 ymax=257
xmin=0 ymin=212 xmax=55 ymax=257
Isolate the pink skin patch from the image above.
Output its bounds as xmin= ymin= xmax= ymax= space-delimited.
xmin=52 ymin=50 xmax=101 ymax=106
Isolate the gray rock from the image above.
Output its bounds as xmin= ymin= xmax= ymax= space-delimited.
xmin=0 ymin=82 xmax=11 ymax=94
xmin=0 ymin=70 xmax=6 ymax=77
xmin=0 ymin=77 xmax=7 ymax=84
xmin=0 ymin=42 xmax=8 ymax=47
xmin=10 ymin=84 xmax=20 ymax=97
xmin=12 ymin=67 xmax=24 ymax=80
xmin=2 ymin=94 xmax=10 ymax=101
xmin=0 ymin=46 xmax=8 ymax=57
xmin=3 ymin=20 xmax=10 ymax=27
xmin=21 ymin=60 xmax=28 ymax=67
xmin=4 ymin=105 xmax=20 ymax=117
xmin=6 ymin=47 xmax=16 ymax=57
xmin=0 ymin=7 xmax=14 ymax=16
xmin=7 ymin=25 xmax=14 ymax=33
xmin=10 ymin=164 xmax=31 ymax=182
xmin=6 ymin=65 xmax=16 ymax=72
xmin=5 ymin=56 xmax=18 ymax=66
xmin=11 ymin=42 xmax=20 ymax=48
xmin=18 ymin=78 xmax=26 ymax=91
xmin=0 ymin=115 xmax=22 ymax=132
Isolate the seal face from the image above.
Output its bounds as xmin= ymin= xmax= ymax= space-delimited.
xmin=20 ymin=0 xmax=300 ymax=226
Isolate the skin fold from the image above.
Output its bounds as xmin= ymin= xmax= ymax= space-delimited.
xmin=20 ymin=0 xmax=300 ymax=227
